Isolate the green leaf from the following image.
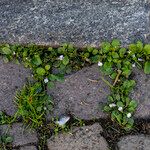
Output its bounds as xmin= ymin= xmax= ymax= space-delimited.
xmin=119 ymin=48 xmax=126 ymax=58
xmin=92 ymin=49 xmax=98 ymax=55
xmin=48 ymin=74 xmax=64 ymax=82
xmin=84 ymin=52 xmax=90 ymax=58
xmin=32 ymin=55 xmax=42 ymax=66
xmin=128 ymin=118 xmax=134 ymax=126
xmin=110 ymin=72 xmax=117 ymax=79
xmin=107 ymin=56 xmax=112 ymax=62
xmin=108 ymin=96 xmax=114 ymax=102
xmin=90 ymin=55 xmax=100 ymax=63
xmin=122 ymin=80 xmax=136 ymax=89
xmin=123 ymin=61 xmax=131 ymax=66
xmin=57 ymin=47 xmax=64 ymax=54
xmin=68 ymin=44 xmax=74 ymax=52
xmin=87 ymin=46 xmax=94 ymax=53
xmin=122 ymin=115 xmax=128 ymax=126
xmin=136 ymin=41 xmax=143 ymax=51
xmin=125 ymin=97 xmax=130 ymax=105
xmin=128 ymin=107 xmax=136 ymax=112
xmin=48 ymin=74 xmax=57 ymax=81
xmin=116 ymin=94 xmax=121 ymax=101
xmin=48 ymin=47 xmax=53 ymax=51
xmin=45 ymin=65 xmax=51 ymax=70
xmin=47 ymin=82 xmax=55 ymax=89
xmin=128 ymin=44 xmax=137 ymax=53
xmin=144 ymin=61 xmax=150 ymax=74
xmin=55 ymin=74 xmax=65 ymax=82
xmin=65 ymin=66 xmax=72 ymax=74
xmin=111 ymin=111 xmax=122 ymax=124
xmin=103 ymin=106 xmax=111 ymax=112
xmin=1 ymin=47 xmax=12 ymax=55
xmin=5 ymin=136 xmax=13 ymax=143
xmin=117 ymin=101 xmax=124 ymax=107
xmin=62 ymin=43 xmax=68 ymax=49
xmin=122 ymin=67 xmax=131 ymax=78
xmin=36 ymin=67 xmax=46 ymax=76
xmin=48 ymin=74 xmax=55 ymax=81
xmin=102 ymin=62 xmax=113 ymax=75
xmin=23 ymin=51 xmax=28 ymax=57
xmin=37 ymin=106 xmax=42 ymax=112
xmin=59 ymin=64 xmax=66 ymax=71
xmin=116 ymin=62 xmax=121 ymax=69
xmin=101 ymin=42 xmax=111 ymax=53
xmin=63 ymin=56 xmax=69 ymax=65
xmin=111 ymin=39 xmax=120 ymax=49
xmin=129 ymin=100 xmax=138 ymax=109
xmin=144 ymin=45 xmax=150 ymax=55
xmin=125 ymin=118 xmax=134 ymax=130
xmin=112 ymin=52 xmax=119 ymax=59
xmin=53 ymin=61 xmax=61 ymax=68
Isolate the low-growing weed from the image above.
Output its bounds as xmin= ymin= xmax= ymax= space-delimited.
xmin=0 ymin=134 xmax=13 ymax=150
xmin=14 ymin=82 xmax=53 ymax=128
xmin=0 ymin=40 xmax=149 ymax=130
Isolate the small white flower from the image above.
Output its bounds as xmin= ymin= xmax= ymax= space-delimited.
xmin=132 ymin=63 xmax=136 ymax=68
xmin=98 ymin=61 xmax=103 ymax=67
xmin=132 ymin=54 xmax=135 ymax=58
xmin=109 ymin=103 xmax=116 ymax=108
xmin=44 ymin=78 xmax=49 ymax=83
xmin=13 ymin=52 xmax=16 ymax=55
xmin=127 ymin=113 xmax=132 ymax=118
xmin=118 ymin=107 xmax=123 ymax=111
xmin=55 ymin=116 xmax=70 ymax=126
xmin=58 ymin=55 xmax=64 ymax=60
xmin=109 ymin=104 xmax=112 ymax=107
xmin=44 ymin=107 xmax=47 ymax=110
xmin=128 ymin=51 xmax=131 ymax=54
xmin=138 ymin=58 xmax=143 ymax=61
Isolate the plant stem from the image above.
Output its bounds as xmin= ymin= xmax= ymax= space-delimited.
xmin=113 ymin=70 xmax=122 ymax=86
xmin=100 ymin=76 xmax=113 ymax=89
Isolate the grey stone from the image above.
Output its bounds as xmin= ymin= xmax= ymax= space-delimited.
xmin=47 ymin=65 xmax=110 ymax=120
xmin=19 ymin=145 xmax=37 ymax=150
xmin=0 ymin=59 xmax=31 ymax=116
xmin=131 ymin=68 xmax=150 ymax=119
xmin=0 ymin=123 xmax=38 ymax=147
xmin=47 ymin=123 xmax=109 ymax=150
xmin=0 ymin=0 xmax=149 ymax=46
xmin=117 ymin=135 xmax=150 ymax=150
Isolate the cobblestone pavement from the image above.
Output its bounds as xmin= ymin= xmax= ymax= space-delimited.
xmin=0 ymin=61 xmax=149 ymax=149
xmin=0 ymin=0 xmax=150 ymax=149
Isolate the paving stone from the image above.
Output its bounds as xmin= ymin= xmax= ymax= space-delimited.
xmin=19 ymin=145 xmax=37 ymax=150
xmin=0 ymin=0 xmax=149 ymax=46
xmin=47 ymin=123 xmax=109 ymax=150
xmin=131 ymin=68 xmax=150 ymax=119
xmin=0 ymin=123 xmax=38 ymax=147
xmin=117 ymin=135 xmax=150 ymax=150
xmin=0 ymin=59 xmax=31 ymax=116
xmin=145 ymin=3 xmax=150 ymax=42
xmin=47 ymin=65 xmax=110 ymax=120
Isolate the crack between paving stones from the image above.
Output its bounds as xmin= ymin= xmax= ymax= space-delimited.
xmin=36 ymin=118 xmax=150 ymax=150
